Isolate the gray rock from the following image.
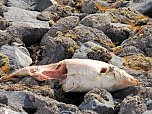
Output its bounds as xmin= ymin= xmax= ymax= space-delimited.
xmin=0 ymin=16 xmax=9 ymax=30
xmin=0 ymin=44 xmax=32 ymax=69
xmin=79 ymin=88 xmax=115 ymax=114
xmin=6 ymin=0 xmax=32 ymax=10
xmin=0 ymin=94 xmax=8 ymax=105
xmin=73 ymin=41 xmax=112 ymax=62
xmin=0 ymin=107 xmax=27 ymax=114
xmin=41 ymin=35 xmax=78 ymax=63
xmin=43 ymin=16 xmax=80 ymax=38
xmin=120 ymin=25 xmax=152 ymax=57
xmin=133 ymin=0 xmax=152 ymax=17
xmin=81 ymin=0 xmax=98 ymax=14
xmin=0 ymin=90 xmax=33 ymax=109
xmin=143 ymin=110 xmax=152 ymax=114
xmin=0 ymin=0 xmax=7 ymax=5
xmin=119 ymin=95 xmax=147 ymax=114
xmin=27 ymin=92 xmax=82 ymax=114
xmin=80 ymin=13 xmax=111 ymax=32
xmin=0 ymin=30 xmax=12 ymax=47
xmin=6 ymin=22 xmax=49 ymax=46
xmin=0 ymin=5 xmax=8 ymax=17
xmin=67 ymin=25 xmax=113 ymax=47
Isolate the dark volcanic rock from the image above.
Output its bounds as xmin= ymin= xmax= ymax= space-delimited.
xmin=79 ymin=88 xmax=115 ymax=114
xmin=43 ymin=16 xmax=80 ymax=38
xmin=81 ymin=0 xmax=98 ymax=14
xmin=41 ymin=35 xmax=78 ymax=63
xmin=119 ymin=25 xmax=152 ymax=57
xmin=73 ymin=41 xmax=112 ymax=62
xmin=67 ymin=25 xmax=115 ymax=48
xmin=118 ymin=95 xmax=147 ymax=114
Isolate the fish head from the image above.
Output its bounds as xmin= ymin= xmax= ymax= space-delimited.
xmin=101 ymin=65 xmax=139 ymax=91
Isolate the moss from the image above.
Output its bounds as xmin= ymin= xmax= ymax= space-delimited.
xmin=65 ymin=44 xmax=79 ymax=58
xmin=124 ymin=54 xmax=152 ymax=71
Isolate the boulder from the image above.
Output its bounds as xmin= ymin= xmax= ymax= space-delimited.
xmin=0 ymin=44 xmax=32 ymax=69
xmin=0 ymin=30 xmax=12 ymax=47
xmin=73 ymin=41 xmax=112 ymax=63
xmin=43 ymin=16 xmax=79 ymax=38
xmin=0 ymin=16 xmax=9 ymax=30
xmin=0 ymin=107 xmax=27 ymax=114
xmin=79 ymin=88 xmax=115 ymax=114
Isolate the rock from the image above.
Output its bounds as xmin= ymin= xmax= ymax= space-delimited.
xmin=0 ymin=90 xmax=33 ymax=109
xmin=27 ymin=92 xmax=82 ymax=114
xmin=67 ymin=25 xmax=115 ymax=48
xmin=143 ymin=110 xmax=152 ymax=114
xmin=37 ymin=5 xmax=63 ymax=21
xmin=133 ymin=0 xmax=152 ymax=17
xmin=120 ymin=25 xmax=152 ymax=57
xmin=0 ymin=107 xmax=28 ymax=114
xmin=0 ymin=5 xmax=8 ymax=17
xmin=0 ymin=0 xmax=7 ymax=5
xmin=82 ymin=110 xmax=98 ymax=114
xmin=7 ymin=22 xmax=49 ymax=46
xmin=73 ymin=41 xmax=112 ymax=63
xmin=80 ymin=13 xmax=111 ymax=32
xmin=81 ymin=0 xmax=98 ymax=14
xmin=0 ymin=16 xmax=9 ymax=30
xmin=43 ymin=16 xmax=79 ymax=38
xmin=79 ymin=88 xmax=115 ymax=114
xmin=0 ymin=30 xmax=12 ymax=47
xmin=118 ymin=95 xmax=147 ymax=114
xmin=123 ymin=54 xmax=152 ymax=71
xmin=41 ymin=35 xmax=78 ymax=63
xmin=103 ymin=23 xmax=131 ymax=45
xmin=0 ymin=94 xmax=8 ymax=105
xmin=6 ymin=0 xmax=32 ymax=10
xmin=19 ymin=77 xmax=40 ymax=86
xmin=0 ymin=44 xmax=32 ymax=69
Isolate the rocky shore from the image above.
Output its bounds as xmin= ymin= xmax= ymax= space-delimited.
xmin=0 ymin=0 xmax=152 ymax=114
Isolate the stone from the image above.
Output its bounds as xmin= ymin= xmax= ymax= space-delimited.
xmin=67 ymin=25 xmax=115 ymax=48
xmin=43 ymin=16 xmax=79 ymax=38
xmin=0 ymin=5 xmax=8 ymax=17
xmin=0 ymin=0 xmax=7 ymax=5
xmin=73 ymin=41 xmax=112 ymax=63
xmin=79 ymin=88 xmax=115 ymax=114
xmin=118 ymin=95 xmax=147 ymax=114
xmin=0 ymin=94 xmax=8 ymax=105
xmin=0 ymin=16 xmax=9 ymax=30
xmin=0 ymin=44 xmax=32 ymax=69
xmin=0 ymin=107 xmax=28 ymax=114
xmin=41 ymin=35 xmax=78 ymax=63
xmin=81 ymin=0 xmax=98 ymax=14
xmin=142 ymin=110 xmax=152 ymax=114
xmin=0 ymin=30 xmax=12 ymax=47
xmin=80 ymin=13 xmax=111 ymax=32
xmin=120 ymin=25 xmax=152 ymax=57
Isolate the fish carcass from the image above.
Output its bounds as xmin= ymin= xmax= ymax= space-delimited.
xmin=0 ymin=59 xmax=139 ymax=92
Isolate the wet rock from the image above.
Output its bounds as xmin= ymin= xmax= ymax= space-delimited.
xmin=120 ymin=25 xmax=152 ymax=57
xmin=67 ymin=25 xmax=115 ymax=48
xmin=0 ymin=94 xmax=8 ymax=105
xmin=79 ymin=88 xmax=115 ymax=114
xmin=0 ymin=30 xmax=12 ymax=47
xmin=0 ymin=44 xmax=32 ymax=69
xmin=41 ymin=35 xmax=78 ymax=63
xmin=0 ymin=16 xmax=9 ymax=30
xmin=7 ymin=22 xmax=49 ymax=46
xmin=73 ymin=41 xmax=112 ymax=62
xmin=118 ymin=95 xmax=147 ymax=114
xmin=123 ymin=54 xmax=152 ymax=71
xmin=43 ymin=16 xmax=79 ymax=38
xmin=133 ymin=0 xmax=152 ymax=17
xmin=80 ymin=13 xmax=111 ymax=32
xmin=81 ymin=0 xmax=98 ymax=14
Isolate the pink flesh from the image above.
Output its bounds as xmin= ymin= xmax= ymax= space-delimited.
xmin=41 ymin=63 xmax=67 ymax=80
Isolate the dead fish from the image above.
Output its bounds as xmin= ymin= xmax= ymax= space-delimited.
xmin=0 ymin=59 xmax=139 ymax=92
